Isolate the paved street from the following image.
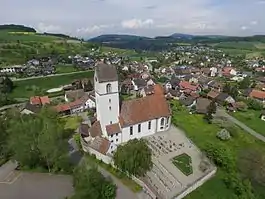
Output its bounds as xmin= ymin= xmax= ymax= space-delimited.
xmin=98 ymin=167 xmax=139 ymax=199
xmin=216 ymin=108 xmax=265 ymax=143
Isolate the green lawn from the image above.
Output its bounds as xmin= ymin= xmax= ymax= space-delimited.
xmin=172 ymin=153 xmax=193 ymax=176
xmin=170 ymin=101 xmax=265 ymax=199
xmin=232 ymin=110 xmax=265 ymax=136
xmin=61 ymin=116 xmax=82 ymax=130
xmin=10 ymin=71 xmax=93 ymax=98
xmin=55 ymin=64 xmax=78 ymax=74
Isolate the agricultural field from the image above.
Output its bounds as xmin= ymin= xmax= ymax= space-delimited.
xmin=212 ymin=41 xmax=265 ymax=57
xmin=170 ymin=101 xmax=265 ymax=199
xmin=232 ymin=110 xmax=265 ymax=136
xmin=9 ymin=71 xmax=93 ymax=98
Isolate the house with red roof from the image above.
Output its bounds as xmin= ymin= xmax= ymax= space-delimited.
xmin=179 ymin=81 xmax=201 ymax=93
xmin=222 ymin=67 xmax=237 ymax=77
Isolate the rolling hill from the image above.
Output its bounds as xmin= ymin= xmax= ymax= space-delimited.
xmin=89 ymin=33 xmax=265 ymax=57
xmin=0 ymin=24 xmax=97 ymax=66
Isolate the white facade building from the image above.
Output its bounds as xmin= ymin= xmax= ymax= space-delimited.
xmin=80 ymin=63 xmax=171 ymax=163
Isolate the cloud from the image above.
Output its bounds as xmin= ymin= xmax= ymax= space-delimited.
xmin=1 ymin=0 xmax=265 ymax=37
xmin=241 ymin=26 xmax=248 ymax=30
xmin=37 ymin=22 xmax=61 ymax=33
xmin=77 ymin=24 xmax=113 ymax=35
xmin=121 ymin=19 xmax=154 ymax=29
xmin=250 ymin=21 xmax=258 ymax=25
xmin=144 ymin=5 xmax=157 ymax=10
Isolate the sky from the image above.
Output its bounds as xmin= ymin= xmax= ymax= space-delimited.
xmin=1 ymin=0 xmax=265 ymax=38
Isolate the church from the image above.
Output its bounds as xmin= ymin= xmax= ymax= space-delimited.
xmin=80 ymin=63 xmax=172 ymax=164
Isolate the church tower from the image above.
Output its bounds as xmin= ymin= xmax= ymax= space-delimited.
xmin=94 ymin=63 xmax=120 ymax=136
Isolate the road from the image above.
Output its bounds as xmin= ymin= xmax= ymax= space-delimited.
xmin=97 ymin=167 xmax=140 ymax=199
xmin=12 ymin=70 xmax=93 ymax=82
xmin=216 ymin=108 xmax=265 ymax=143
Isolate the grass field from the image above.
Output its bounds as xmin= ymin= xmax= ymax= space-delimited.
xmin=55 ymin=64 xmax=78 ymax=74
xmin=172 ymin=153 xmax=193 ymax=176
xmin=10 ymin=71 xmax=93 ymax=98
xmin=213 ymin=41 xmax=265 ymax=57
xmin=232 ymin=110 xmax=265 ymax=136
xmin=170 ymin=102 xmax=265 ymax=199
xmin=62 ymin=116 xmax=82 ymax=130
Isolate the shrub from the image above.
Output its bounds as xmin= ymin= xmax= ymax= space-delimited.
xmin=216 ymin=129 xmax=231 ymax=141
xmin=226 ymin=126 xmax=239 ymax=138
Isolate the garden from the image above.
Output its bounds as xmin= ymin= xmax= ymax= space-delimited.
xmin=172 ymin=153 xmax=193 ymax=176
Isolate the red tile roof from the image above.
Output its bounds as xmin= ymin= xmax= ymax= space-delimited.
xmin=30 ymin=96 xmax=41 ymax=105
xmin=249 ymin=89 xmax=265 ymax=100
xmin=54 ymin=104 xmax=71 ymax=112
xmin=179 ymin=81 xmax=199 ymax=91
xmin=30 ymin=96 xmax=50 ymax=106
xmin=90 ymin=137 xmax=110 ymax=155
xmin=120 ymin=94 xmax=171 ymax=127
xmin=105 ymin=123 xmax=121 ymax=136
xmin=207 ymin=90 xmax=220 ymax=99
xmin=40 ymin=96 xmax=50 ymax=105
xmin=89 ymin=121 xmax=102 ymax=137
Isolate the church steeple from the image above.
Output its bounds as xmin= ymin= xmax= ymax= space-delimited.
xmin=94 ymin=63 xmax=120 ymax=137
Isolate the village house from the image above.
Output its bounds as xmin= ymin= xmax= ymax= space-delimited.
xmin=248 ymin=89 xmax=265 ymax=103
xmin=179 ymin=81 xmax=201 ymax=93
xmin=30 ymin=96 xmax=50 ymax=106
xmin=215 ymin=93 xmax=235 ymax=105
xmin=222 ymin=67 xmax=237 ymax=77
xmin=80 ymin=63 xmax=171 ymax=164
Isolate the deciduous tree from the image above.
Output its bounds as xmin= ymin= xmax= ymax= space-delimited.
xmin=113 ymin=139 xmax=152 ymax=177
xmin=72 ymin=163 xmax=116 ymax=199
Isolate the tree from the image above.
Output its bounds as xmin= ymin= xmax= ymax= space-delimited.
xmin=223 ymin=83 xmax=239 ymax=99
xmin=0 ymin=115 xmax=10 ymax=164
xmin=72 ymin=162 xmax=116 ymax=199
xmin=113 ymin=139 xmax=152 ymax=177
xmin=204 ymin=101 xmax=217 ymax=123
xmin=37 ymin=108 xmax=70 ymax=172
xmin=7 ymin=108 xmax=71 ymax=172
xmin=239 ymin=77 xmax=251 ymax=89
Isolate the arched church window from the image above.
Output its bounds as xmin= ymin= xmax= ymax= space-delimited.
xmin=106 ymin=83 xmax=112 ymax=93
xmin=160 ymin=118 xmax=165 ymax=126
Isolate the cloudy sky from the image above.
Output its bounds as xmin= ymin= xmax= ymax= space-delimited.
xmin=1 ymin=0 xmax=265 ymax=38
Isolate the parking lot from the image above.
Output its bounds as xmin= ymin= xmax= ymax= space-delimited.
xmin=142 ymin=126 xmax=215 ymax=199
xmin=0 ymin=161 xmax=73 ymax=199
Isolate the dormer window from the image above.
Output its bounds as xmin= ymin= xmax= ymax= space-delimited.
xmin=106 ymin=83 xmax=112 ymax=93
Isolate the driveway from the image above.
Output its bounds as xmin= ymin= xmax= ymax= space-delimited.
xmin=216 ymin=108 xmax=265 ymax=143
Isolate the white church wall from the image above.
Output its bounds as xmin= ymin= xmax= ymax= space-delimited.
xmin=157 ymin=116 xmax=171 ymax=132
xmin=108 ymin=132 xmax=122 ymax=145
xmin=121 ymin=119 xmax=157 ymax=143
